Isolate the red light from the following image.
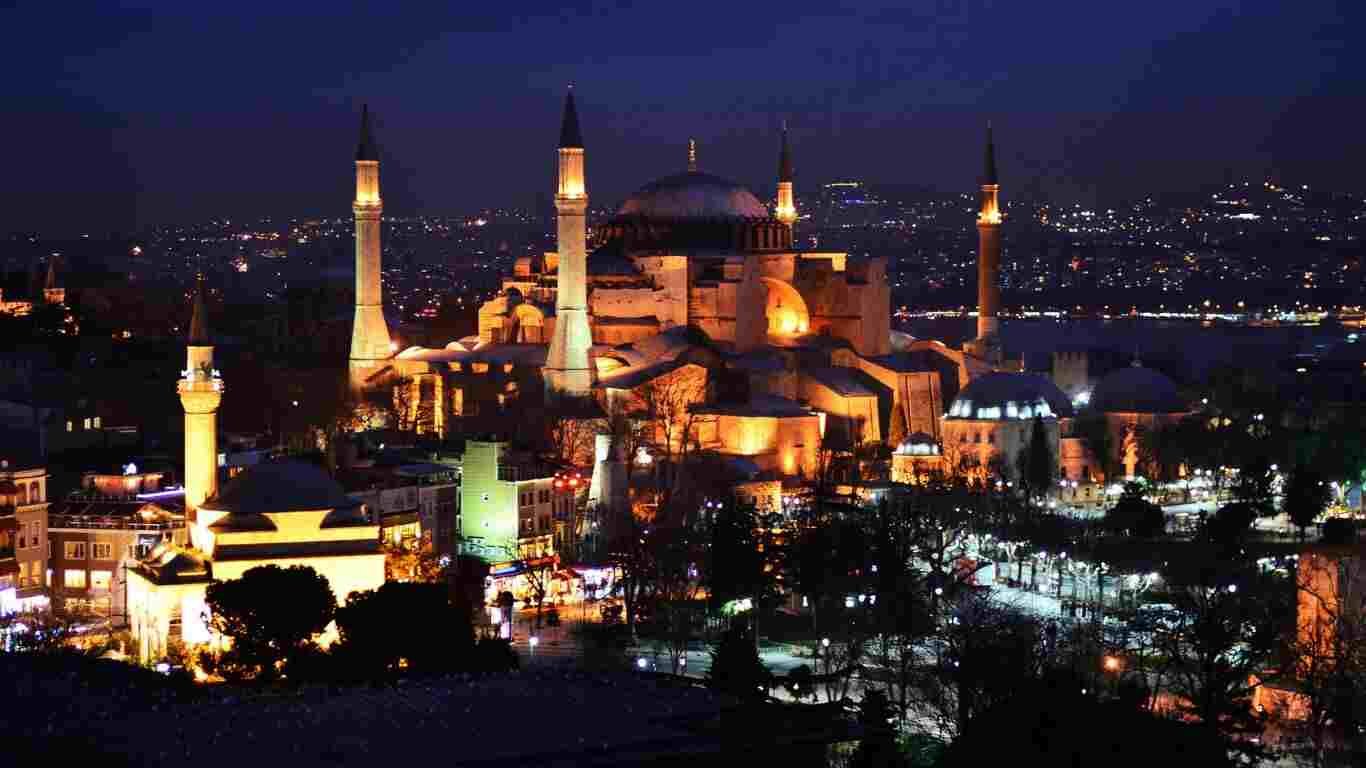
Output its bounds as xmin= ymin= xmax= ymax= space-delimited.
xmin=569 ymin=478 xmax=578 ymax=487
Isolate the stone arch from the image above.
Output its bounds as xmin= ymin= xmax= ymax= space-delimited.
xmin=761 ymin=277 xmax=810 ymax=336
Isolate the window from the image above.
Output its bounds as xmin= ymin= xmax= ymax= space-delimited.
xmin=28 ymin=482 xmax=40 ymax=503
xmin=92 ymin=542 xmax=113 ymax=560
xmin=83 ymin=418 xmax=92 ymax=430
xmin=93 ymin=416 xmax=101 ymax=429
xmin=64 ymin=569 xmax=87 ymax=589
xmin=1082 ymin=465 xmax=1091 ymax=481
xmin=90 ymin=570 xmax=113 ymax=590
xmin=987 ymin=432 xmax=995 ymax=445
xmin=64 ymin=542 xmax=87 ymax=560
xmin=66 ymin=420 xmax=74 ymax=432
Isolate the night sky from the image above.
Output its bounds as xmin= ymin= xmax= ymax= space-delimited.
xmin=4 ymin=0 xmax=1362 ymax=236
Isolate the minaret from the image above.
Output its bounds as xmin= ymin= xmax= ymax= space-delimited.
xmin=43 ymin=258 xmax=64 ymax=305
xmin=774 ymin=122 xmax=797 ymax=231
xmin=544 ymin=88 xmax=594 ymax=400
xmin=687 ymin=138 xmax=698 ymax=173
xmin=178 ymin=276 xmax=222 ymax=526
xmin=969 ymin=122 xmax=1003 ymax=365
xmin=348 ymin=105 xmax=393 ymax=389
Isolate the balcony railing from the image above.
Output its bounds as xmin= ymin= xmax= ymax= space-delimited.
xmin=48 ymin=514 xmax=185 ymax=531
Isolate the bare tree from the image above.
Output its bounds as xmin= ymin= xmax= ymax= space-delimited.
xmin=1157 ymin=568 xmax=1289 ymax=762
xmin=1284 ymin=552 xmax=1366 ymax=766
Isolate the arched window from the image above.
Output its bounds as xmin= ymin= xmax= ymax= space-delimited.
xmin=29 ymin=482 xmax=40 ymax=504
xmin=18 ymin=485 xmax=28 ymax=505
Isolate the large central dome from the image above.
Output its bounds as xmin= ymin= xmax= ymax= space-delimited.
xmin=618 ymin=171 xmax=769 ymax=220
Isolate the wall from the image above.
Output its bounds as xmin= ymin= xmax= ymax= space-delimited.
xmin=941 ymin=418 xmax=1059 ymax=482
xmin=459 ymin=441 xmax=520 ymax=557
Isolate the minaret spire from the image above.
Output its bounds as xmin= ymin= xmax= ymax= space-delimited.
xmin=188 ymin=274 xmax=209 ymax=345
xmin=982 ymin=120 xmax=997 ymax=185
xmin=348 ymin=104 xmax=393 ymax=389
xmin=687 ymin=138 xmax=697 ymax=173
xmin=778 ymin=121 xmax=793 ymax=182
xmin=559 ymin=87 xmax=583 ymax=149
xmin=775 ymin=122 xmax=797 ymax=234
xmin=356 ymin=104 xmax=379 ymax=161
xmin=545 ymin=88 xmax=593 ymax=400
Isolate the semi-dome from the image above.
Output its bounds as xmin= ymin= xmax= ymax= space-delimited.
xmin=1090 ymin=364 xmax=1187 ymax=414
xmin=618 ymin=171 xmax=769 ymax=220
xmin=946 ymin=372 xmax=1073 ymax=421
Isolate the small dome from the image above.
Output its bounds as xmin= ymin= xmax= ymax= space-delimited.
xmin=618 ymin=171 xmax=768 ymax=220
xmin=946 ymin=372 xmax=1072 ymax=421
xmin=202 ymin=459 xmax=361 ymax=517
xmin=1091 ymin=364 xmax=1186 ymax=414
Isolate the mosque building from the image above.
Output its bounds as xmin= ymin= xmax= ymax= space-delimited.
xmin=125 ymin=282 xmax=385 ymax=664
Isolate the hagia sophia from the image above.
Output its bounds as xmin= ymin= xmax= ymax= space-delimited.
xmin=361 ymin=90 xmax=1191 ymax=491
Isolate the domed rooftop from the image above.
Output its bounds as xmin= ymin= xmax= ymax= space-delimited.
xmin=946 ymin=372 xmax=1073 ymax=421
xmin=618 ymin=171 xmax=769 ymax=220
xmin=202 ymin=459 xmax=361 ymax=517
xmin=1090 ymin=364 xmax=1187 ymax=414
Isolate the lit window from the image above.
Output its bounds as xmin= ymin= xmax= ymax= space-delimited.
xmin=64 ymin=569 xmax=87 ymax=589
xmin=93 ymin=542 xmax=113 ymax=560
xmin=66 ymin=420 xmax=74 ymax=432
xmin=93 ymin=416 xmax=101 ymax=428
xmin=90 ymin=570 xmax=113 ymax=590
xmin=83 ymin=418 xmax=92 ymax=430
xmin=64 ymin=542 xmax=87 ymax=560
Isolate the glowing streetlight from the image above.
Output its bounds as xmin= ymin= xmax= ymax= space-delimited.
xmin=1104 ymin=655 xmax=1121 ymax=672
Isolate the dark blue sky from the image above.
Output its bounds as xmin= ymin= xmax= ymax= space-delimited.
xmin=4 ymin=0 xmax=1361 ymax=235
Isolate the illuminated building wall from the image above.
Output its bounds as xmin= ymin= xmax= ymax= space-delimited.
xmin=696 ymin=410 xmax=821 ymax=478
xmin=459 ymin=440 xmax=561 ymax=560
xmin=941 ymin=417 xmax=1059 ymax=481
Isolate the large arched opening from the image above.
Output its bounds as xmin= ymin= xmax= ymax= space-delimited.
xmin=762 ymin=278 xmax=810 ymax=337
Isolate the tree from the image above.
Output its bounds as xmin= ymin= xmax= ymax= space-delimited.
xmin=708 ymin=502 xmax=773 ymax=649
xmin=706 ymin=621 xmax=770 ymax=701
xmin=1149 ymin=420 xmax=1191 ymax=483
xmin=1233 ymin=456 xmax=1277 ymax=519
xmin=1157 ymin=567 xmax=1288 ymax=762
xmin=943 ymin=687 xmax=1231 ymax=767
xmin=204 ymin=565 xmax=336 ymax=681
xmin=1016 ymin=415 xmax=1055 ymax=503
xmin=1202 ymin=502 xmax=1257 ymax=553
xmin=649 ymin=522 xmax=707 ymax=675
xmin=908 ymin=593 xmax=1051 ymax=739
xmin=1283 ymin=465 xmax=1332 ymax=541
xmin=332 ymin=581 xmax=474 ymax=679
xmin=1103 ymin=482 xmax=1165 ymax=538
xmin=1073 ymin=412 xmax=1115 ymax=481
xmin=851 ymin=688 xmax=906 ymax=768
xmin=887 ymin=402 xmax=909 ymax=449
xmin=1286 ymin=552 xmax=1366 ymax=767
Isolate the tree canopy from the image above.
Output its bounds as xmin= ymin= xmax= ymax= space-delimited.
xmin=204 ymin=564 xmax=336 ymax=680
